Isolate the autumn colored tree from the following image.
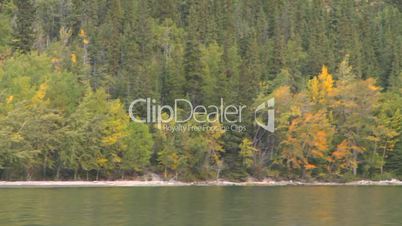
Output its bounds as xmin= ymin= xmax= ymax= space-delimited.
xmin=1 ymin=0 xmax=402 ymax=181
xmin=331 ymin=77 xmax=381 ymax=176
xmin=280 ymin=110 xmax=334 ymax=177
xmin=308 ymin=65 xmax=334 ymax=105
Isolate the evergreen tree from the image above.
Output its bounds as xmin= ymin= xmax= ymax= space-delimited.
xmin=11 ymin=0 xmax=36 ymax=53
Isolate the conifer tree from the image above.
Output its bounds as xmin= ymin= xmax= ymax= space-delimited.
xmin=11 ymin=0 xmax=36 ymax=53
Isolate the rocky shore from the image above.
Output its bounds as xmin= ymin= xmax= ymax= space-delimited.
xmin=1 ymin=179 xmax=402 ymax=187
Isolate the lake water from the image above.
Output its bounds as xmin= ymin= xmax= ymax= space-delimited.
xmin=0 ymin=186 xmax=401 ymax=226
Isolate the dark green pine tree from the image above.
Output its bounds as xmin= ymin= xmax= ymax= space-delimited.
xmin=238 ymin=32 xmax=261 ymax=106
xmin=149 ymin=0 xmax=179 ymax=23
xmin=11 ymin=0 xmax=36 ymax=53
xmin=103 ymin=0 xmax=124 ymax=94
xmin=185 ymin=0 xmax=213 ymax=44
xmin=80 ymin=0 xmax=108 ymax=89
xmin=387 ymin=0 xmax=402 ymax=11
xmin=184 ymin=33 xmax=203 ymax=105
xmin=304 ymin=0 xmax=334 ymax=75
xmin=359 ymin=2 xmax=381 ymax=79
xmin=182 ymin=0 xmax=209 ymax=105
xmin=118 ymin=0 xmax=155 ymax=108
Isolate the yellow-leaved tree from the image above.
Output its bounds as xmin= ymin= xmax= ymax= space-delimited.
xmin=280 ymin=110 xmax=334 ymax=177
xmin=329 ymin=139 xmax=359 ymax=175
xmin=308 ymin=65 xmax=334 ymax=105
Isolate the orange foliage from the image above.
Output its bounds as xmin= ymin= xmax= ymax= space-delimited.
xmin=305 ymin=164 xmax=317 ymax=170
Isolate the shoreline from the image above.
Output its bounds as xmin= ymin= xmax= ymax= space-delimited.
xmin=1 ymin=179 xmax=402 ymax=187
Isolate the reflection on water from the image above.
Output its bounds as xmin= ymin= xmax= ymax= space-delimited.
xmin=0 ymin=186 xmax=401 ymax=226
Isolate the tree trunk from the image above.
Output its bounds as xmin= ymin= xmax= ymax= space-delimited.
xmin=216 ymin=169 xmax=221 ymax=181
xmin=96 ymin=170 xmax=99 ymax=181
xmin=381 ymin=143 xmax=388 ymax=176
xmin=43 ymin=155 xmax=47 ymax=178
xmin=55 ymin=165 xmax=61 ymax=180
xmin=26 ymin=168 xmax=32 ymax=181
xmin=353 ymin=150 xmax=357 ymax=176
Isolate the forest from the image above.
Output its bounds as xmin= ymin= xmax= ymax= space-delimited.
xmin=0 ymin=0 xmax=401 ymax=181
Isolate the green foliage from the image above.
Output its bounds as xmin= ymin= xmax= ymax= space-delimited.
xmin=0 ymin=0 xmax=401 ymax=181
xmin=0 ymin=1 xmax=12 ymax=54
xmin=11 ymin=0 xmax=35 ymax=53
xmin=122 ymin=123 xmax=153 ymax=174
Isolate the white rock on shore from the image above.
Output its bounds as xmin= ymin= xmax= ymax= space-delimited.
xmin=1 ymin=179 xmax=402 ymax=187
